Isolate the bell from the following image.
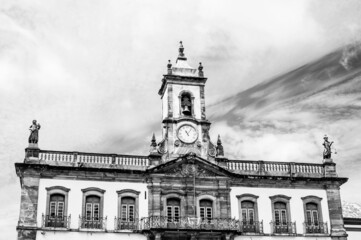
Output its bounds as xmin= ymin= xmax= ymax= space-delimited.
xmin=182 ymin=105 xmax=191 ymax=115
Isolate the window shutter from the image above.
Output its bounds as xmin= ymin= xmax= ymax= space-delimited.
xmin=128 ymin=205 xmax=134 ymax=222
xmin=50 ymin=202 xmax=56 ymax=218
xmin=121 ymin=205 xmax=128 ymax=221
xmin=57 ymin=202 xmax=64 ymax=218
xmin=93 ymin=203 xmax=99 ymax=220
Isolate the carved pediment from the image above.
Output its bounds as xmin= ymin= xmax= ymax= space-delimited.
xmin=165 ymin=164 xmax=217 ymax=177
xmin=148 ymin=154 xmax=229 ymax=178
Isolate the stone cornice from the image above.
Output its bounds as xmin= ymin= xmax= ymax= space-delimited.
xmin=158 ymin=75 xmax=207 ymax=96
xmin=117 ymin=189 xmax=140 ymax=195
xmin=46 ymin=186 xmax=70 ymax=192
xmin=162 ymin=117 xmax=211 ymax=126
xmin=15 ymin=162 xmax=348 ymax=189
xmin=81 ymin=187 xmax=106 ymax=193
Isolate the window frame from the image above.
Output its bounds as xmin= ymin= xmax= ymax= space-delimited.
xmin=81 ymin=187 xmax=105 ymax=220
xmin=117 ymin=189 xmax=140 ymax=222
xmin=269 ymin=195 xmax=292 ymax=226
xmin=301 ymin=196 xmax=323 ymax=227
xmin=237 ymin=194 xmax=259 ymax=223
xmin=45 ymin=186 xmax=70 ymax=220
xmin=197 ymin=195 xmax=217 ymax=220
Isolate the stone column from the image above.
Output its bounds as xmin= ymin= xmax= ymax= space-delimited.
xmin=17 ymin=176 xmax=40 ymax=240
xmin=326 ymin=184 xmax=348 ymax=240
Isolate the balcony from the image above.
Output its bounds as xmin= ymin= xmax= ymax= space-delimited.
xmin=141 ymin=216 xmax=240 ymax=231
xmin=240 ymin=221 xmax=263 ymax=234
xmin=270 ymin=221 xmax=296 ymax=234
xmin=79 ymin=216 xmax=107 ymax=230
xmin=42 ymin=214 xmax=71 ymax=229
xmin=114 ymin=218 xmax=140 ymax=230
xmin=304 ymin=222 xmax=328 ymax=234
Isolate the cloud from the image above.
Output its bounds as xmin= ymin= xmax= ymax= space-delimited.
xmin=1 ymin=0 xmax=361 ymax=238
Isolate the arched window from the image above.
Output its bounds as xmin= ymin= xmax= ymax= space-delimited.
xmin=237 ymin=194 xmax=261 ymax=233
xmin=270 ymin=195 xmax=294 ymax=234
xmin=180 ymin=92 xmax=193 ymax=117
xmin=45 ymin=186 xmax=70 ymax=228
xmin=167 ymin=198 xmax=180 ymax=222
xmin=121 ymin=197 xmax=135 ymax=222
xmin=116 ymin=189 xmax=140 ymax=230
xmin=81 ymin=187 xmax=105 ymax=229
xmin=301 ymin=196 xmax=325 ymax=234
xmin=200 ymin=199 xmax=212 ymax=221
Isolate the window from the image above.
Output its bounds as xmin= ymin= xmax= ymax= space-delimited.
xmin=237 ymin=194 xmax=262 ymax=233
xmin=116 ymin=189 xmax=140 ymax=230
xmin=81 ymin=187 xmax=105 ymax=229
xmin=306 ymin=203 xmax=319 ymax=226
xmin=85 ymin=195 xmax=100 ymax=221
xmin=270 ymin=195 xmax=295 ymax=234
xmin=121 ymin=197 xmax=135 ymax=222
xmin=200 ymin=199 xmax=212 ymax=222
xmin=274 ymin=202 xmax=287 ymax=226
xmin=241 ymin=201 xmax=255 ymax=224
xmin=167 ymin=198 xmax=180 ymax=222
xmin=179 ymin=91 xmax=194 ymax=117
xmin=45 ymin=186 xmax=70 ymax=228
xmin=301 ymin=196 xmax=326 ymax=234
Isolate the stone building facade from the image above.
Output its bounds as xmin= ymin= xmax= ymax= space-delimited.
xmin=15 ymin=43 xmax=348 ymax=240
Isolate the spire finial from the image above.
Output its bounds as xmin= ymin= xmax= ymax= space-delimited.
xmin=178 ymin=41 xmax=186 ymax=60
xmin=167 ymin=60 xmax=172 ymax=75
xmin=198 ymin=62 xmax=204 ymax=77
xmin=216 ymin=135 xmax=224 ymax=157
xmin=150 ymin=133 xmax=158 ymax=153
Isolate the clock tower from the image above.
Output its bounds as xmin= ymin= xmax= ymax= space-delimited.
xmin=157 ymin=42 xmax=219 ymax=162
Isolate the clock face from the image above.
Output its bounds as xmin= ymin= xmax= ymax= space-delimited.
xmin=177 ymin=125 xmax=198 ymax=143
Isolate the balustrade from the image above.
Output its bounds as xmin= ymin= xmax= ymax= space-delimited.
xmin=42 ymin=214 xmax=71 ymax=229
xmin=240 ymin=220 xmax=263 ymax=233
xmin=304 ymin=222 xmax=328 ymax=234
xmin=270 ymin=221 xmax=296 ymax=234
xmin=38 ymin=150 xmax=149 ymax=167
xmin=114 ymin=218 xmax=140 ymax=230
xmin=141 ymin=216 xmax=240 ymax=231
xmin=79 ymin=216 xmax=107 ymax=230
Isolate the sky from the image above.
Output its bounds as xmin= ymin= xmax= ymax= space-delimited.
xmin=1 ymin=0 xmax=361 ymax=238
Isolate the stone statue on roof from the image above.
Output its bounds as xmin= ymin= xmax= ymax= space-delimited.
xmin=29 ymin=120 xmax=41 ymax=144
xmin=323 ymin=135 xmax=333 ymax=159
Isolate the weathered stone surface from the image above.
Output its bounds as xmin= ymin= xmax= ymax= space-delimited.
xmin=17 ymin=229 xmax=37 ymax=240
xmin=326 ymin=186 xmax=348 ymax=239
xmin=18 ymin=177 xmax=39 ymax=228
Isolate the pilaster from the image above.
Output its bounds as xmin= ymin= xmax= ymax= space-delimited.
xmin=326 ymin=184 xmax=348 ymax=240
xmin=17 ymin=175 xmax=40 ymax=240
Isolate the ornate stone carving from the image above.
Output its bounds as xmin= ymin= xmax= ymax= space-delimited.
xmin=165 ymin=163 xmax=217 ymax=177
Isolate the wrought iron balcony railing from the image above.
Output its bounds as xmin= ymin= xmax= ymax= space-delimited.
xmin=270 ymin=221 xmax=297 ymax=234
xmin=42 ymin=214 xmax=71 ymax=228
xmin=240 ymin=220 xmax=263 ymax=234
xmin=141 ymin=216 xmax=240 ymax=231
xmin=114 ymin=218 xmax=140 ymax=230
xmin=304 ymin=222 xmax=328 ymax=234
xmin=79 ymin=216 xmax=107 ymax=230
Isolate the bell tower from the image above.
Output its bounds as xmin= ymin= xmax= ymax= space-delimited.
xmin=157 ymin=42 xmax=217 ymax=162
